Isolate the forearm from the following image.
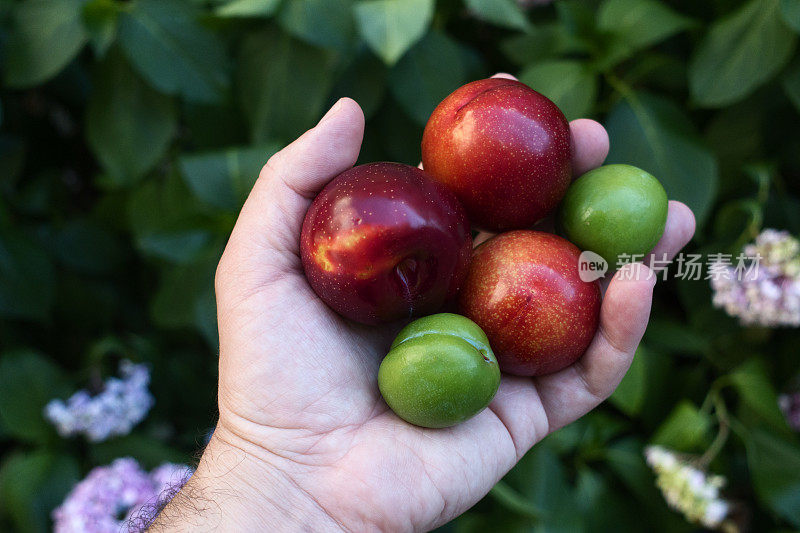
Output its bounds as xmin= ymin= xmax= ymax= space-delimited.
xmin=147 ymin=433 xmax=346 ymax=532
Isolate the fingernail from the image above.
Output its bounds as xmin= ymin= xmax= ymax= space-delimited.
xmin=319 ymin=98 xmax=344 ymax=125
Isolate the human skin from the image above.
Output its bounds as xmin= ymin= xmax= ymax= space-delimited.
xmin=149 ymin=74 xmax=696 ymax=532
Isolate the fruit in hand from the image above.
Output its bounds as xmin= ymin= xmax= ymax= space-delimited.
xmin=378 ymin=313 xmax=501 ymax=428
xmin=459 ymin=231 xmax=601 ymax=376
xmin=559 ymin=164 xmax=668 ymax=266
xmin=421 ymin=78 xmax=572 ymax=232
xmin=300 ymin=162 xmax=472 ymax=325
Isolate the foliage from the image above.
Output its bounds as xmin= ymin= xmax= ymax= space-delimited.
xmin=0 ymin=0 xmax=799 ymax=531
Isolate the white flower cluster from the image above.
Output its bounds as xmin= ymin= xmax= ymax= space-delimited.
xmin=645 ymin=446 xmax=730 ymax=530
xmin=44 ymin=360 xmax=154 ymax=442
xmin=711 ymin=229 xmax=800 ymax=327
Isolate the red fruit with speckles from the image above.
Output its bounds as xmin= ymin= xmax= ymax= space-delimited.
xmin=421 ymin=78 xmax=572 ymax=232
xmin=459 ymin=231 xmax=601 ymax=376
xmin=300 ymin=162 xmax=472 ymax=325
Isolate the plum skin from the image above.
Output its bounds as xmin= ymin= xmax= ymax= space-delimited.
xmin=422 ymin=78 xmax=572 ymax=232
xmin=300 ymin=162 xmax=472 ymax=325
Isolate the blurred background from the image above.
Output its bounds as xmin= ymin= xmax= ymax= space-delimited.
xmin=0 ymin=0 xmax=799 ymax=531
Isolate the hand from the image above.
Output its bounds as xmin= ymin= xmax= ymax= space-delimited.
xmin=151 ymin=76 xmax=695 ymax=532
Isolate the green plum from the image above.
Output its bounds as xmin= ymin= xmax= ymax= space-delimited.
xmin=378 ymin=313 xmax=501 ymax=428
xmin=559 ymin=164 xmax=668 ymax=266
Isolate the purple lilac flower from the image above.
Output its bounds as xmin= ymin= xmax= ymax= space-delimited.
xmin=710 ymin=229 xmax=800 ymax=327
xmin=44 ymin=360 xmax=154 ymax=442
xmin=53 ymin=458 xmax=192 ymax=533
xmin=779 ymin=392 xmax=800 ymax=431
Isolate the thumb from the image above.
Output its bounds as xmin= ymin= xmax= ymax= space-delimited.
xmin=221 ymin=98 xmax=365 ymax=276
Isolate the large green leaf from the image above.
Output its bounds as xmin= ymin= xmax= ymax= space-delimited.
xmin=237 ymin=28 xmax=338 ymax=143
xmin=179 ymin=143 xmax=281 ymax=210
xmin=86 ymin=51 xmax=177 ymax=187
xmin=464 ymin=0 xmax=529 ymax=31
xmin=597 ymin=0 xmax=692 ymax=65
xmin=151 ymin=253 xmax=219 ymax=331
xmin=503 ymin=444 xmax=583 ymax=531
xmin=689 ymin=0 xmax=796 ymax=108
xmin=279 ymin=0 xmax=356 ymax=50
xmin=0 ymin=351 xmax=66 ymax=444
xmin=0 ymin=230 xmax=56 ymax=322
xmin=606 ymin=92 xmax=718 ymax=226
xmin=83 ymin=0 xmax=121 ymax=57
xmin=127 ymin=171 xmax=216 ymax=264
xmin=3 ymin=0 xmax=87 ymax=87
xmin=331 ymin=52 xmax=387 ymax=119
xmin=746 ymin=430 xmax=800 ymax=527
xmin=388 ymin=32 xmax=469 ymax=125
xmin=729 ymin=359 xmax=792 ymax=432
xmin=781 ymin=0 xmax=800 ymax=32
xmin=783 ymin=60 xmax=800 ymax=112
xmin=353 ymin=0 xmax=434 ymax=65
xmin=609 ymin=347 xmax=648 ymax=417
xmin=518 ymin=59 xmax=597 ymax=120
xmin=215 ymin=0 xmax=281 ymax=17
xmin=650 ymin=400 xmax=712 ymax=452
xmin=48 ymin=220 xmax=126 ymax=275
xmin=119 ymin=0 xmax=229 ymax=103
xmin=500 ymin=23 xmax=588 ymax=66
xmin=0 ymin=451 xmax=79 ymax=533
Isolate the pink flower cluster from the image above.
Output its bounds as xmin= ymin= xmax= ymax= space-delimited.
xmin=53 ymin=458 xmax=192 ymax=533
xmin=710 ymin=229 xmax=800 ymax=327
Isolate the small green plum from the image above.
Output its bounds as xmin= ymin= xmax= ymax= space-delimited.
xmin=378 ymin=313 xmax=501 ymax=428
xmin=559 ymin=164 xmax=668 ymax=266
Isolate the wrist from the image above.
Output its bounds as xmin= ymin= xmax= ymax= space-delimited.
xmin=148 ymin=428 xmax=346 ymax=531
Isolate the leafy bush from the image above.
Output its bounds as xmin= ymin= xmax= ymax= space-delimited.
xmin=0 ymin=0 xmax=799 ymax=531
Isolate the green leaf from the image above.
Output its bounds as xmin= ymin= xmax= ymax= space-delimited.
xmin=606 ymin=92 xmax=718 ymax=226
xmin=0 ymin=230 xmax=56 ymax=321
xmin=746 ymin=429 xmax=800 ymax=527
xmin=729 ymin=359 xmax=792 ymax=432
xmin=689 ymin=0 xmax=796 ymax=108
xmin=353 ymin=0 xmax=434 ymax=65
xmin=3 ymin=0 xmax=88 ymax=87
xmin=119 ymin=0 xmax=230 ymax=103
xmin=518 ymin=59 xmax=597 ymax=120
xmin=279 ymin=0 xmax=356 ymax=50
xmin=783 ymin=60 xmax=800 ymax=112
xmin=597 ymin=0 xmax=692 ymax=61
xmin=609 ymin=346 xmax=648 ymax=417
xmin=465 ymin=0 xmax=529 ymax=31
xmin=49 ymin=220 xmax=126 ymax=275
xmin=500 ymin=23 xmax=588 ymax=66
xmin=179 ymin=144 xmax=281 ymax=210
xmin=237 ymin=27 xmax=338 ymax=143
xmin=151 ymin=253 xmax=219 ymax=330
xmin=0 ymin=351 xmax=66 ymax=444
xmin=82 ymin=0 xmax=121 ymax=57
xmin=781 ymin=0 xmax=800 ymax=32
xmin=388 ymin=31 xmax=468 ymax=125
xmin=215 ymin=0 xmax=281 ymax=17
xmin=651 ymin=400 xmax=712 ymax=452
xmin=86 ymin=51 xmax=177 ymax=187
xmin=127 ymin=171 xmax=216 ymax=264
xmin=332 ymin=52 xmax=387 ymax=119
xmin=0 ymin=451 xmax=79 ymax=533
xmin=643 ymin=319 xmax=710 ymax=356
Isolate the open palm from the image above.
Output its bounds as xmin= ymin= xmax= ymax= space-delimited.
xmin=160 ymin=76 xmax=695 ymax=532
